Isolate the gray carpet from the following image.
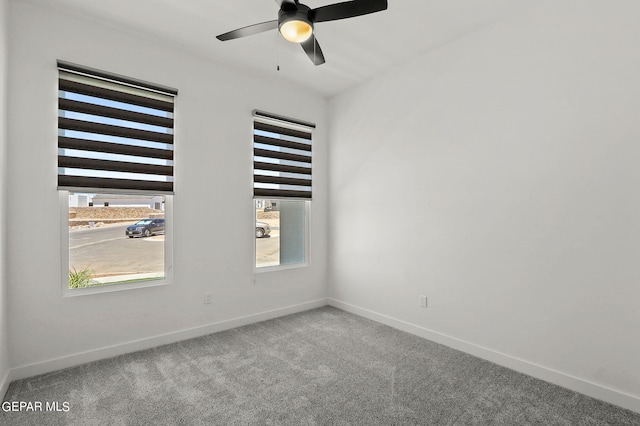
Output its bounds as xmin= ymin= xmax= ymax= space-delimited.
xmin=2 ymin=306 xmax=639 ymax=425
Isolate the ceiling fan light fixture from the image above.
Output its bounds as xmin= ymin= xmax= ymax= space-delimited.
xmin=278 ymin=5 xmax=314 ymax=44
xmin=280 ymin=19 xmax=313 ymax=43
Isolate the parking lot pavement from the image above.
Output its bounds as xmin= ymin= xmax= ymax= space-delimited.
xmin=69 ymin=221 xmax=283 ymax=277
xmin=69 ymin=223 xmax=164 ymax=278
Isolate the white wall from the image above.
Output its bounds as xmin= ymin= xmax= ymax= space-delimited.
xmin=0 ymin=0 xmax=11 ymax=397
xmin=6 ymin=0 xmax=327 ymax=376
xmin=328 ymin=1 xmax=640 ymax=412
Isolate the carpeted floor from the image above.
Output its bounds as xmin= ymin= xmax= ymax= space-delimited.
xmin=2 ymin=306 xmax=639 ymax=425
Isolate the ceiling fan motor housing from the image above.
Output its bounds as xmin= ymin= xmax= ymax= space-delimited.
xmin=278 ymin=4 xmax=314 ymax=42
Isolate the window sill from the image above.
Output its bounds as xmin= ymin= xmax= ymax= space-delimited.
xmin=62 ymin=272 xmax=172 ymax=297
xmin=254 ymin=262 xmax=309 ymax=274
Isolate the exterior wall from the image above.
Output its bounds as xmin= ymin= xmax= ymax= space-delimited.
xmin=89 ymin=196 xmax=164 ymax=209
xmin=69 ymin=194 xmax=89 ymax=208
xmin=328 ymin=0 xmax=640 ymax=412
xmin=6 ymin=0 xmax=328 ymax=377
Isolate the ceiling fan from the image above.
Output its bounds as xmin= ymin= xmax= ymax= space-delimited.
xmin=216 ymin=0 xmax=388 ymax=66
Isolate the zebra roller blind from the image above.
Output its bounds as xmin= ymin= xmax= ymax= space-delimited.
xmin=57 ymin=61 xmax=177 ymax=193
xmin=253 ymin=110 xmax=314 ymax=199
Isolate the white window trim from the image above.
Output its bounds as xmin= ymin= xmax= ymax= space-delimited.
xmin=59 ymin=190 xmax=173 ymax=297
xmin=253 ymin=199 xmax=310 ymax=273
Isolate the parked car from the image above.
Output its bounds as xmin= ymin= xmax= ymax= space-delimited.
xmin=126 ymin=218 xmax=165 ymax=238
xmin=256 ymin=221 xmax=271 ymax=238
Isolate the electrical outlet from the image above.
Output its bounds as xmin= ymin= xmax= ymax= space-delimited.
xmin=420 ymin=295 xmax=427 ymax=308
xmin=204 ymin=292 xmax=212 ymax=304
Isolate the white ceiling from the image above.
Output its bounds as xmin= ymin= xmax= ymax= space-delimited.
xmin=39 ymin=0 xmax=529 ymax=98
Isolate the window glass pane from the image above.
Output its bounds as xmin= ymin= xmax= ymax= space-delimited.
xmin=255 ymin=199 xmax=306 ymax=268
xmin=279 ymin=200 xmax=306 ymax=265
xmin=256 ymin=200 xmax=279 ymax=268
xmin=68 ymin=192 xmax=165 ymax=288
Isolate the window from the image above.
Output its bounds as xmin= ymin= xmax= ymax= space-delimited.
xmin=255 ymin=199 xmax=308 ymax=268
xmin=66 ymin=192 xmax=170 ymax=289
xmin=253 ymin=110 xmax=314 ymax=270
xmin=58 ymin=61 xmax=177 ymax=293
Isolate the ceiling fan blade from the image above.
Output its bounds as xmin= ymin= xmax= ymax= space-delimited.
xmin=301 ymin=35 xmax=326 ymax=66
xmin=311 ymin=0 xmax=387 ymax=23
xmin=216 ymin=20 xmax=279 ymax=41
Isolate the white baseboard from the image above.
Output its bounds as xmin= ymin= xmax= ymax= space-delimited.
xmin=0 ymin=368 xmax=10 ymax=400
xmin=328 ymin=298 xmax=640 ymax=415
xmin=8 ymin=298 xmax=328 ymax=385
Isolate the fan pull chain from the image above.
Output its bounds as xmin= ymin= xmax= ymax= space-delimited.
xmin=276 ymin=31 xmax=281 ymax=71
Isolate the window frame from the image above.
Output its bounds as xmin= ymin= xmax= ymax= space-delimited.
xmin=252 ymin=110 xmax=314 ymax=273
xmin=57 ymin=61 xmax=176 ymax=296
xmin=253 ymin=198 xmax=310 ymax=273
xmin=60 ymin=190 xmax=174 ymax=297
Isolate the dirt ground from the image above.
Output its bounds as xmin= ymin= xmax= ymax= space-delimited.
xmin=257 ymin=210 xmax=279 ymax=220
